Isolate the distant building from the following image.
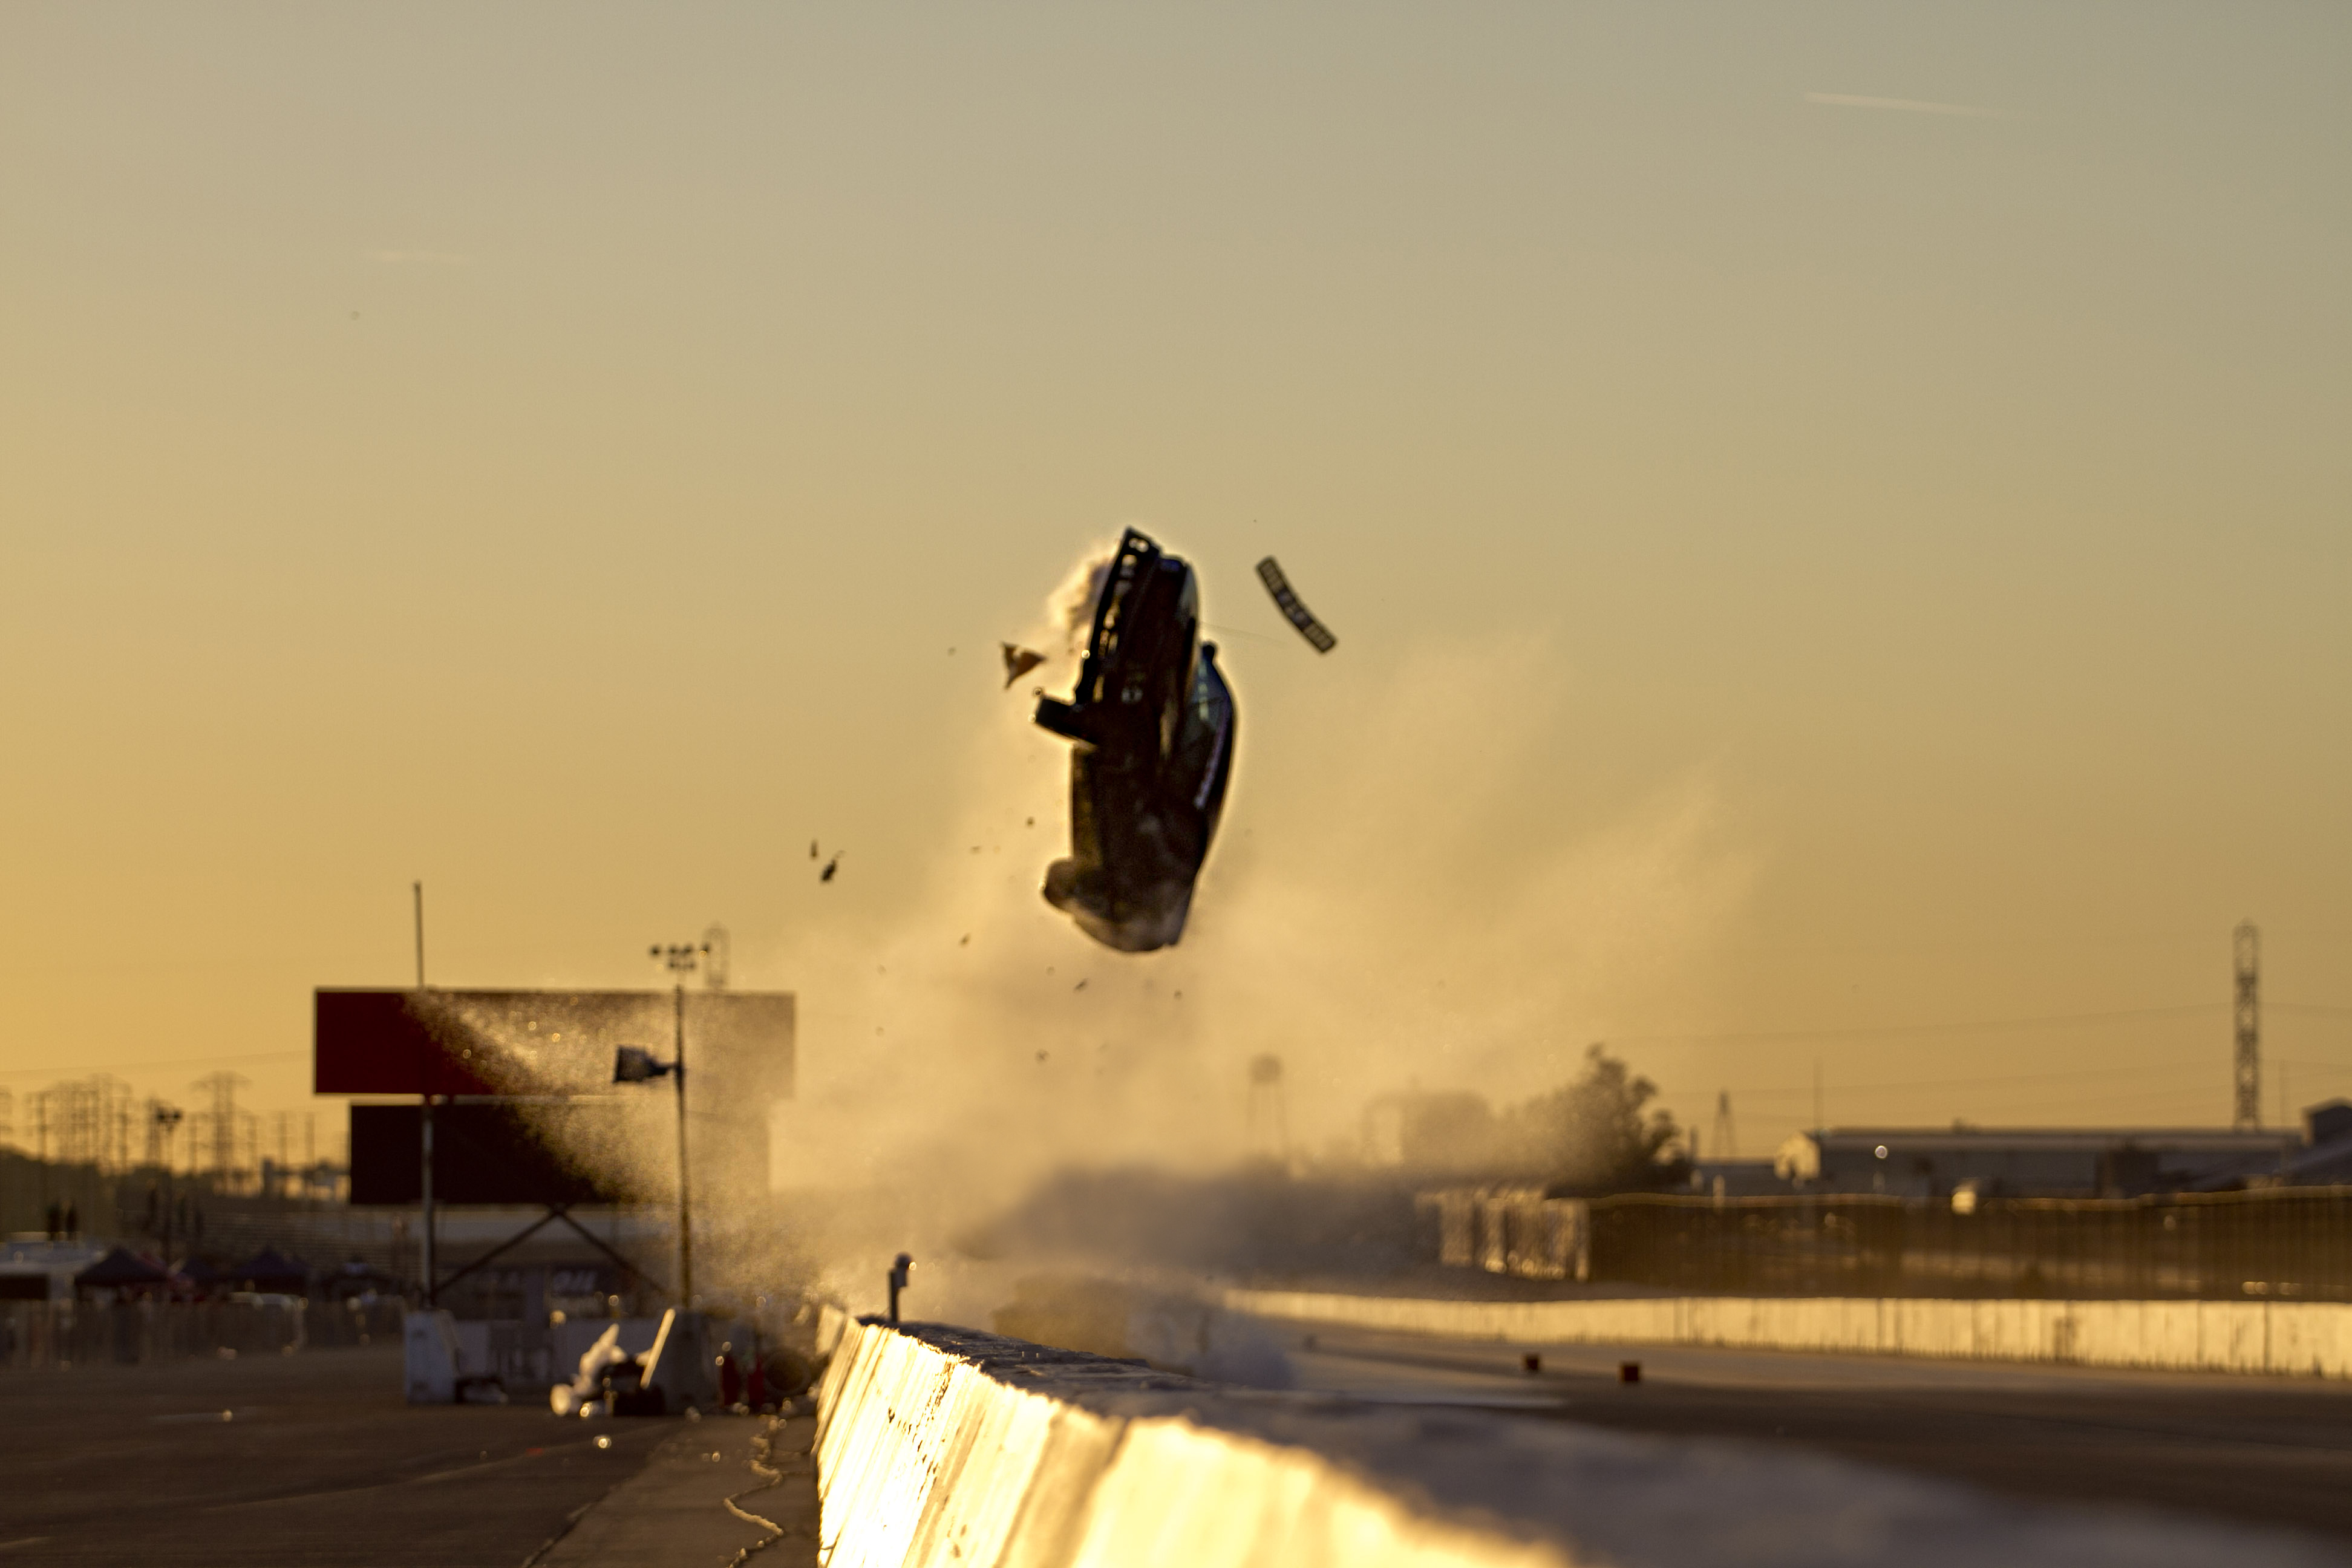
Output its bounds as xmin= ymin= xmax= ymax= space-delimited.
xmin=1683 ymin=1158 xmax=1792 ymax=1198
xmin=1773 ymin=1125 xmax=2302 ymax=1199
xmin=2257 ymin=1100 xmax=2352 ymax=1187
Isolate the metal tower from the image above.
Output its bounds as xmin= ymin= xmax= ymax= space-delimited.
xmin=1246 ymin=1054 xmax=1288 ymax=1160
xmin=2233 ymin=921 xmax=2261 ymax=1131
xmin=702 ymin=924 xmax=732 ymax=990
xmin=1710 ymin=1091 xmax=1737 ymax=1161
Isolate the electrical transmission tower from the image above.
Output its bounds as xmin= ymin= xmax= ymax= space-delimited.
xmin=192 ymin=1071 xmax=249 ymax=1182
xmin=2233 ymin=921 xmax=2261 ymax=1131
xmin=1711 ymin=1091 xmax=1737 ymax=1161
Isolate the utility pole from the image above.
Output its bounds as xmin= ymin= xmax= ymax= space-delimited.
xmin=1711 ymin=1091 xmax=1737 ymax=1161
xmin=415 ymin=880 xmax=435 ymax=1306
xmin=649 ymin=941 xmax=706 ymax=1308
xmin=2234 ymin=921 xmax=2261 ymax=1131
xmin=673 ymin=981 xmax=691 ymax=1308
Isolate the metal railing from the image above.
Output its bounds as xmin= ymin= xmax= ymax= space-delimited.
xmin=0 ymin=1298 xmax=405 ymax=1371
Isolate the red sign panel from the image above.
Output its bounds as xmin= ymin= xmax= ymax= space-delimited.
xmin=313 ymin=988 xmax=794 ymax=1102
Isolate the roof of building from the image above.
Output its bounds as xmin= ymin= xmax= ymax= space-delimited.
xmin=1801 ymin=1128 xmax=2298 ymax=1152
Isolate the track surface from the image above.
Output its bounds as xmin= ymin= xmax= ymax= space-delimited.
xmin=1277 ymin=1322 xmax=2352 ymax=1542
xmin=0 ymin=1344 xmax=671 ymax=1566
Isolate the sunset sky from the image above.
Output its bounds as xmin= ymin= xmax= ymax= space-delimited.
xmin=4 ymin=4 xmax=2349 ymax=1171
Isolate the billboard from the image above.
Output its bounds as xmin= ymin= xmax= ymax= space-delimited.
xmin=348 ymin=1102 xmax=631 ymax=1206
xmin=318 ymin=988 xmax=792 ymax=1207
xmin=314 ymin=988 xmax=792 ymax=1102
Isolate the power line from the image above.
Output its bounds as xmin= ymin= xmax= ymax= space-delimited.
xmin=1667 ymin=1057 xmax=2246 ymax=1102
xmin=1621 ymin=1002 xmax=2223 ymax=1048
xmin=0 ymin=1050 xmax=305 ymax=1081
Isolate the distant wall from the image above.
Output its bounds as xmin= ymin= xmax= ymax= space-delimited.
xmin=1224 ymin=1288 xmax=2352 ymax=1379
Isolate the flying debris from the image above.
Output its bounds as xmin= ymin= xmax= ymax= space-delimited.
xmin=820 ymin=854 xmax=841 ymax=883
xmin=810 ymin=840 xmax=819 ymax=859
xmin=1255 ymin=557 xmax=1337 ymax=653
xmin=1033 ymin=528 xmax=1236 ymax=952
xmin=1001 ymin=643 xmax=1048 ymax=688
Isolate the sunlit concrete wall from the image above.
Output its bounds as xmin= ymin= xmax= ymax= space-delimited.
xmin=814 ymin=1318 xmax=2334 ymax=1568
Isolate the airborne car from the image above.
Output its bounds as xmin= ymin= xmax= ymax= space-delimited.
xmin=1034 ymin=529 xmax=1236 ymax=952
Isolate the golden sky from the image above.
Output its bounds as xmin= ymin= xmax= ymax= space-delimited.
xmin=2 ymin=4 xmax=2349 ymax=1166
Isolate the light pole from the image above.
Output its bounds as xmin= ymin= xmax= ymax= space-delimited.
xmin=152 ymin=1103 xmax=183 ymax=1261
xmin=623 ymin=941 xmax=706 ymax=1310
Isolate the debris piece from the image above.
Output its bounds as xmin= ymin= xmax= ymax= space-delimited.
xmin=821 ymin=854 xmax=840 ymax=883
xmin=1255 ymin=556 xmax=1337 ymax=653
xmin=810 ymin=840 xmax=819 ymax=859
xmin=1073 ymin=979 xmax=1087 ymax=991
xmin=1001 ymin=643 xmax=1047 ymax=687
xmin=1619 ymin=1361 xmax=1641 ymax=1383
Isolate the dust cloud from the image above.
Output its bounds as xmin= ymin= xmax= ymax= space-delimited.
xmin=760 ymin=538 xmax=1754 ymax=1321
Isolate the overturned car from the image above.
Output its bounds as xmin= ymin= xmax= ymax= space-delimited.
xmin=1033 ymin=529 xmax=1235 ymax=952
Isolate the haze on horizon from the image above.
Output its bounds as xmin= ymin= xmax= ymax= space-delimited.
xmin=2 ymin=3 xmax=2349 ymax=1169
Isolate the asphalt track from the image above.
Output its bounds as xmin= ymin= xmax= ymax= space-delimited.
xmin=0 ymin=1344 xmax=674 ymax=1566
xmin=1275 ymin=1321 xmax=2352 ymax=1544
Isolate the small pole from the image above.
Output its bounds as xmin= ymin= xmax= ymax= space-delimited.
xmin=674 ymin=982 xmax=693 ymax=1310
xmin=420 ymin=1097 xmax=436 ymax=1307
xmin=416 ymin=881 xmax=435 ymax=1307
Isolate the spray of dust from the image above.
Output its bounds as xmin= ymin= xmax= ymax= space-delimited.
xmin=761 ymin=538 xmax=1754 ymax=1322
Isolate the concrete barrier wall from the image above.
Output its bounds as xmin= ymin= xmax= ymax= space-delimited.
xmin=1221 ymin=1288 xmax=2352 ymax=1377
xmin=815 ymin=1321 xmax=1553 ymax=1568
xmin=814 ymin=1318 xmax=2339 ymax=1568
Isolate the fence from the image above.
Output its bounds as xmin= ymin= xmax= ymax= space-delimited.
xmin=1422 ymin=1185 xmax=2352 ymax=1301
xmin=0 ymin=1298 xmax=405 ymax=1371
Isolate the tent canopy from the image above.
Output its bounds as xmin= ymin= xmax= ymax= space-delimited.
xmin=234 ymin=1246 xmax=310 ymax=1291
xmin=77 ymin=1247 xmax=169 ymax=1289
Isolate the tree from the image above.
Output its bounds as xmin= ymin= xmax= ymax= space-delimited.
xmin=1503 ymin=1044 xmax=1679 ymax=1191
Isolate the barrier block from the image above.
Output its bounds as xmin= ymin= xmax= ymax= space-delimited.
xmin=818 ymin=1319 xmax=2337 ymax=1568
